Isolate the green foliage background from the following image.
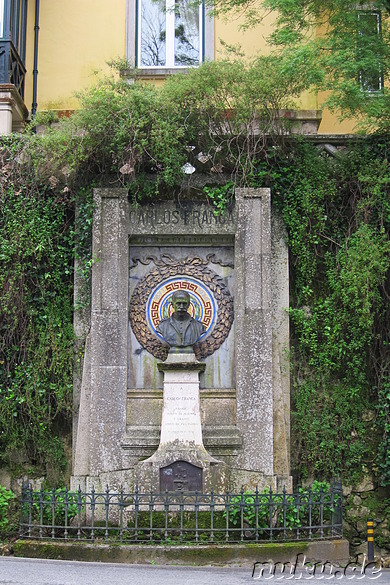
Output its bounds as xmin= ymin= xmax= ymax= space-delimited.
xmin=209 ymin=0 xmax=390 ymax=130
xmin=0 ymin=137 xmax=75 ymax=483
xmin=0 ymin=62 xmax=389 ymax=492
xmin=261 ymin=138 xmax=390 ymax=485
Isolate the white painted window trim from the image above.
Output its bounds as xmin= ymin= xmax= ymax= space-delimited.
xmin=357 ymin=9 xmax=383 ymax=92
xmin=126 ymin=0 xmax=214 ymax=71
xmin=165 ymin=0 xmax=176 ymax=67
xmin=0 ymin=0 xmax=4 ymax=38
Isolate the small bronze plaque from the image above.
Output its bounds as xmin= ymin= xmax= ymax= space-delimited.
xmin=160 ymin=460 xmax=203 ymax=492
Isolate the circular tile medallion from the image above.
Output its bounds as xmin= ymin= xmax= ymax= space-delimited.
xmin=147 ymin=277 xmax=216 ymax=340
xmin=129 ymin=256 xmax=234 ymax=360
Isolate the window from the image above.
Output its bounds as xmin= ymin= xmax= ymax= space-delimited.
xmin=357 ymin=10 xmax=383 ymax=92
xmin=127 ymin=0 xmax=214 ymax=71
xmin=137 ymin=0 xmax=203 ymax=67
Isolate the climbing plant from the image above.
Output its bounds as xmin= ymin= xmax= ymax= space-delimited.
xmin=0 ymin=136 xmax=75 ymax=483
xmin=26 ymin=57 xmax=310 ymax=194
xmin=1 ymin=61 xmax=390 ymax=490
xmin=208 ymin=0 xmax=390 ymax=130
xmin=252 ymin=137 xmax=390 ymax=485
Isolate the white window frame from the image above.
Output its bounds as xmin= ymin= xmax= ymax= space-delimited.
xmin=126 ymin=0 xmax=214 ymax=73
xmin=0 ymin=0 xmax=4 ymax=38
xmin=357 ymin=9 xmax=383 ymax=92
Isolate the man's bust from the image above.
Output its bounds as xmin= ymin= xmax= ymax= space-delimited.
xmin=156 ymin=290 xmax=206 ymax=352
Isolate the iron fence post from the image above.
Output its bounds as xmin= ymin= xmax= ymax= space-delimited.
xmin=77 ymin=485 xmax=83 ymax=540
xmin=331 ymin=480 xmax=343 ymax=537
xmin=119 ymin=486 xmax=124 ymax=542
xmin=64 ymin=487 xmax=68 ymax=540
xmin=224 ymin=488 xmax=230 ymax=542
xmin=90 ymin=486 xmax=96 ymax=542
xmin=134 ymin=485 xmax=139 ymax=542
xmin=210 ymin=489 xmax=214 ymax=543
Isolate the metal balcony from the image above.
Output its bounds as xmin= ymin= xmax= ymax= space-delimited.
xmin=0 ymin=39 xmax=26 ymax=98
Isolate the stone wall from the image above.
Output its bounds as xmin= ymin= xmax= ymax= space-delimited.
xmin=343 ymin=475 xmax=390 ymax=566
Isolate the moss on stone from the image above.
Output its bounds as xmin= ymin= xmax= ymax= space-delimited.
xmin=14 ymin=538 xmax=329 ymax=567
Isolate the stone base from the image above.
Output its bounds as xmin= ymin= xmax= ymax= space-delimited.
xmin=135 ymin=440 xmax=228 ymax=493
xmin=14 ymin=539 xmax=351 ymax=567
xmin=70 ymin=468 xmax=135 ymax=493
xmin=226 ymin=469 xmax=293 ymax=492
xmin=70 ymin=469 xmax=292 ymax=495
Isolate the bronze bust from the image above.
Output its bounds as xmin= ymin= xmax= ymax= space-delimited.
xmin=156 ymin=290 xmax=205 ymax=351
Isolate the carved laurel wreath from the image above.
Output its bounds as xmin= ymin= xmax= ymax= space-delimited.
xmin=129 ymin=256 xmax=234 ymax=360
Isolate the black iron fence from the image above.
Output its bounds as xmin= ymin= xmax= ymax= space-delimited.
xmin=20 ymin=482 xmax=342 ymax=544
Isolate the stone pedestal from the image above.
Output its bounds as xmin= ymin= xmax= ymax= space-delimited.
xmin=0 ymin=84 xmax=28 ymax=135
xmin=135 ymin=353 xmax=227 ymax=492
xmin=159 ymin=353 xmax=204 ymax=446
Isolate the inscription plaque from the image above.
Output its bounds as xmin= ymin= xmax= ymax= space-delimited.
xmin=160 ymin=460 xmax=203 ymax=492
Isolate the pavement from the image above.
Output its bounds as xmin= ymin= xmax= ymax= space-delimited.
xmin=0 ymin=557 xmax=389 ymax=585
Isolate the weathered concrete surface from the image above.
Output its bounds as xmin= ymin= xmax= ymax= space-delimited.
xmin=13 ymin=539 xmax=350 ymax=567
xmin=72 ymin=189 xmax=129 ymax=486
xmin=128 ymin=201 xmax=235 ymax=238
xmin=234 ymin=188 xmax=273 ymax=476
xmin=271 ymin=212 xmax=291 ymax=481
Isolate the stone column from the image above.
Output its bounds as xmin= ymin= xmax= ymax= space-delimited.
xmin=0 ymin=97 xmax=12 ymax=135
xmin=73 ymin=189 xmax=129 ymax=483
xmin=135 ymin=353 xmax=227 ymax=492
xmin=0 ymin=85 xmax=28 ymax=135
xmin=158 ymin=354 xmax=205 ymax=447
xmin=272 ymin=213 xmax=291 ymax=485
xmin=234 ymin=188 xmax=274 ymax=476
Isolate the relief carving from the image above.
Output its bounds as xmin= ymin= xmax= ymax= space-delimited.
xmin=129 ymin=256 xmax=234 ymax=360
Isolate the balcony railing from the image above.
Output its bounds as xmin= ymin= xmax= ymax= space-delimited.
xmin=0 ymin=39 xmax=26 ymax=98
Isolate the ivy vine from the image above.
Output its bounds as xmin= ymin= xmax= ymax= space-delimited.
xmin=0 ymin=63 xmax=389 ymax=490
xmin=257 ymin=137 xmax=390 ymax=485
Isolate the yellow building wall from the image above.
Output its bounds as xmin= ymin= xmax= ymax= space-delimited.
xmin=215 ymin=10 xmax=275 ymax=59
xmin=314 ymin=20 xmax=357 ymax=134
xmin=215 ymin=11 xmax=317 ymax=111
xmin=24 ymin=0 xmax=36 ymax=113
xmin=24 ymin=0 xmax=127 ymax=112
xmin=318 ymin=94 xmax=358 ymax=134
xmin=22 ymin=1 xmax=344 ymax=129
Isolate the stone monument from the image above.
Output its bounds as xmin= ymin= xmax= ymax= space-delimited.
xmin=71 ymin=188 xmax=291 ymax=493
xmin=135 ymin=289 xmax=226 ymax=492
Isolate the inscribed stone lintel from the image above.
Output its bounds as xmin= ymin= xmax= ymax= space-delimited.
xmin=128 ymin=201 xmax=235 ymax=237
xmin=130 ymin=235 xmax=234 ymax=246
